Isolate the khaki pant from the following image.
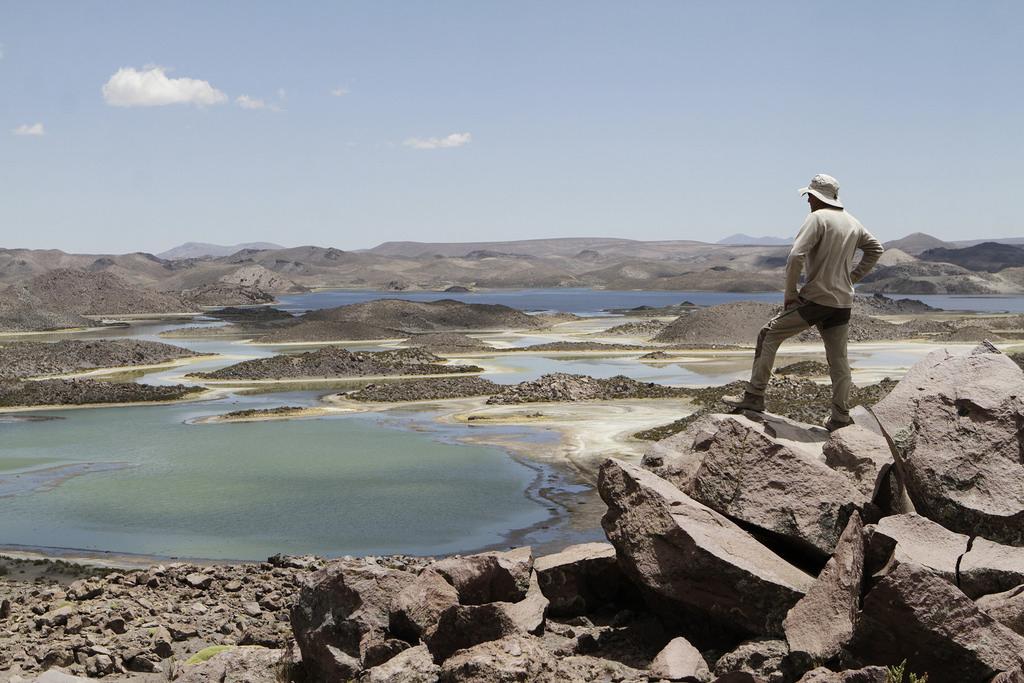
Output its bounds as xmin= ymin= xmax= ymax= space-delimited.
xmin=745 ymin=300 xmax=852 ymax=421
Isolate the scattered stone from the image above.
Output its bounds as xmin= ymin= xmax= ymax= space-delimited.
xmin=185 ymin=572 xmax=214 ymax=589
xmin=649 ymin=636 xmax=712 ymax=682
xmin=712 ymin=639 xmax=791 ymax=683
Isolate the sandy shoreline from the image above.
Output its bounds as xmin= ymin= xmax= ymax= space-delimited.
xmin=26 ymin=353 xmax=223 ymax=380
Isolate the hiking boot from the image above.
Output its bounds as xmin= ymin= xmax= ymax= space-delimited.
xmin=722 ymin=391 xmax=765 ymax=413
xmin=825 ymin=416 xmax=854 ymax=432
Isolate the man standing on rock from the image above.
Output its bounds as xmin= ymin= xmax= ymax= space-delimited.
xmin=724 ymin=174 xmax=884 ymax=431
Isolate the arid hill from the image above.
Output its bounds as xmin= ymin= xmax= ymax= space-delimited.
xmin=303 ymin=299 xmax=545 ymax=333
xmin=919 ymin=242 xmax=1024 ymax=273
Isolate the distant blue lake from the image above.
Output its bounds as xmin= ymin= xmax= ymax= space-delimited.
xmin=278 ymin=288 xmax=1024 ymax=315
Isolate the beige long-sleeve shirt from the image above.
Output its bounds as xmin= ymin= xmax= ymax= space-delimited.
xmin=784 ymin=209 xmax=884 ymax=308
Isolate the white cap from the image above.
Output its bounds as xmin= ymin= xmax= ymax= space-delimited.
xmin=798 ymin=174 xmax=843 ymax=208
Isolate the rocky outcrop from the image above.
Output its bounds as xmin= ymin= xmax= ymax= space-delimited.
xmin=347 ymin=377 xmax=501 ymax=403
xmin=303 ymin=298 xmax=545 ymax=333
xmin=191 ymin=347 xmax=482 ymax=381
xmin=599 ymin=458 xmax=814 ymax=639
xmin=871 ymin=343 xmax=1024 ymax=545
xmin=0 ymin=378 xmax=202 ymax=407
xmin=487 ymin=372 xmax=687 ymax=404
xmin=849 ymin=562 xmax=1024 ymax=682
xmin=403 ymin=332 xmax=494 ymax=353
xmin=0 ymin=339 xmax=198 ymax=380
xmin=180 ymin=282 xmax=274 ymax=307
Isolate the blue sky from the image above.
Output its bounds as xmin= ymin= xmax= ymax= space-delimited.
xmin=1 ymin=1 xmax=1022 ymax=254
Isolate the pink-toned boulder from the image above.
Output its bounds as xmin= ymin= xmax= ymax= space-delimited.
xmin=871 ymin=343 xmax=1024 ymax=545
xmin=783 ymin=513 xmax=864 ymax=662
xmin=599 ymin=458 xmax=813 ymax=638
xmin=849 ymin=562 xmax=1024 ymax=683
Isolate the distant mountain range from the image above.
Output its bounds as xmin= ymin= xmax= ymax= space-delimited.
xmin=716 ymin=234 xmax=792 ymax=246
xmin=157 ymin=242 xmax=285 ymax=260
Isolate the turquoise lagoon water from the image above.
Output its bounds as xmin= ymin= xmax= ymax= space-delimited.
xmin=0 ymin=401 xmax=553 ymax=560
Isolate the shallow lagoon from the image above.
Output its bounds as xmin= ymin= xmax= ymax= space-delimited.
xmin=0 ymin=400 xmax=553 ymax=560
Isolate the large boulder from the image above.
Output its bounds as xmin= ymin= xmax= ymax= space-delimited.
xmin=688 ymin=415 xmax=867 ymax=560
xmin=871 ymin=343 xmax=1024 ymax=545
xmin=599 ymin=458 xmax=813 ymax=639
xmin=360 ymin=644 xmax=440 ymax=683
xmin=438 ymin=635 xmax=557 ymax=682
xmin=712 ymin=639 xmax=790 ymax=683
xmin=959 ymin=537 xmax=1024 ymax=598
xmin=429 ymin=547 xmax=533 ymax=605
xmin=290 ymin=560 xmax=416 ymax=680
xmin=423 ymin=571 xmax=548 ymax=663
xmin=848 ymin=562 xmax=1024 ymax=682
xmin=820 ymin=425 xmax=893 ymax=502
xmin=783 ymin=513 xmax=864 ymax=663
xmin=977 ymin=584 xmax=1024 ymax=636
xmin=863 ymin=513 xmax=968 ymax=583
xmin=533 ymin=542 xmax=627 ymax=617
xmin=174 ymin=646 xmax=283 ymax=683
xmin=389 ymin=569 xmax=460 ymax=641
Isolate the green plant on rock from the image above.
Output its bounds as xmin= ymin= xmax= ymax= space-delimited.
xmin=887 ymin=659 xmax=928 ymax=683
xmin=185 ymin=645 xmax=235 ymax=665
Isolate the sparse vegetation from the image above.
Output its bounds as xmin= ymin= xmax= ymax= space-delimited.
xmin=887 ymin=659 xmax=929 ymax=683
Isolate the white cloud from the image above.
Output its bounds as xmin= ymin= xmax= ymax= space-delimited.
xmin=330 ymin=87 xmax=349 ymax=97
xmin=12 ymin=122 xmax=45 ymax=136
xmin=236 ymin=94 xmax=282 ymax=112
xmin=236 ymin=95 xmax=267 ymax=109
xmin=403 ymin=132 xmax=472 ymax=150
xmin=102 ymin=66 xmax=227 ymax=107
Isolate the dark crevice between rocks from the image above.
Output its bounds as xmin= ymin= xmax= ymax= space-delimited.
xmin=955 ymin=535 xmax=976 ymax=590
xmin=724 ymin=515 xmax=830 ymax=576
